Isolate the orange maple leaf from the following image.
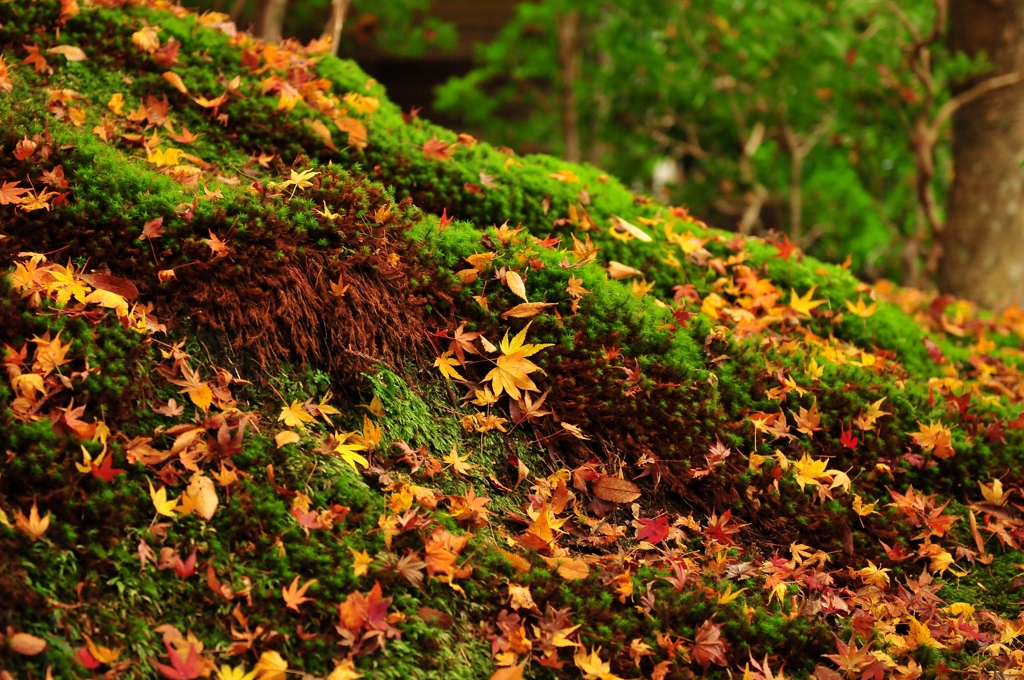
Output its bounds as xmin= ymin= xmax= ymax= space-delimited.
xmin=282 ymin=576 xmax=317 ymax=612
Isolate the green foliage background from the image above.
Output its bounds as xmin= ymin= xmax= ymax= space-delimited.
xmin=433 ymin=0 xmax=984 ymax=283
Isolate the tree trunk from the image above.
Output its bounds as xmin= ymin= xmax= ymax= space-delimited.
xmin=322 ymin=0 xmax=350 ymax=56
xmin=940 ymin=0 xmax=1024 ymax=309
xmin=556 ymin=10 xmax=581 ymax=163
xmin=259 ymin=0 xmax=288 ymax=42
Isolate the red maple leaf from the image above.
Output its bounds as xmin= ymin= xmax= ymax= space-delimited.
xmin=768 ymin=234 xmax=797 ymax=261
xmin=90 ymin=453 xmax=126 ymax=482
xmin=636 ymin=515 xmax=670 ymax=544
xmin=153 ymin=639 xmax=202 ymax=680
xmin=438 ymin=207 xmax=453 ymax=228
xmin=173 ymin=548 xmax=198 ymax=579
xmin=839 ymin=426 xmax=859 ymax=450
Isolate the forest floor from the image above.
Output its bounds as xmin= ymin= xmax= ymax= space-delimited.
xmin=4 ymin=2 xmax=1024 ymax=679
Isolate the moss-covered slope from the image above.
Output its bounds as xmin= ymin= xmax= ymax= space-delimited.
xmin=4 ymin=2 xmax=1024 ymax=679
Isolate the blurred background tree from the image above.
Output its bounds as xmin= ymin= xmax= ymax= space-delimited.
xmin=434 ymin=0 xmax=1001 ymax=286
xmin=188 ymin=0 xmax=1024 ymax=303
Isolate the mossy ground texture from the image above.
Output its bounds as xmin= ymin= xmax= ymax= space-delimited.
xmin=4 ymin=2 xmax=1024 ymax=679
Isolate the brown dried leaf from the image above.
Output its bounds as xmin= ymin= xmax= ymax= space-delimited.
xmin=9 ymin=632 xmax=47 ymax=656
xmin=501 ymin=302 xmax=556 ymax=319
xmin=591 ymin=475 xmax=641 ymax=504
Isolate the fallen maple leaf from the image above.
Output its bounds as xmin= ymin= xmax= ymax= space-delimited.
xmin=205 ymin=231 xmax=229 ymax=257
xmin=979 ymin=478 xmax=1012 ymax=506
xmin=149 ymin=480 xmax=179 ymax=517
xmin=132 ymin=25 xmax=162 ymax=54
xmin=90 ymin=450 xmax=126 ymax=482
xmin=792 ymin=402 xmax=822 ymax=437
xmin=692 ymin=619 xmax=728 ymax=669
xmin=279 ymin=400 xmax=315 ymax=429
xmin=275 ymin=430 xmax=301 ymax=448
xmin=0 ymin=180 xmax=30 ymax=205
xmin=789 ymin=285 xmax=826 ymax=317
xmin=501 ymin=302 xmax=557 ymax=319
xmin=282 ymin=576 xmax=317 ymax=612
xmin=636 ymin=515 xmax=670 ymax=544
xmin=252 ymin=651 xmax=288 ymax=680
xmin=153 ymin=639 xmax=202 ymax=680
xmin=484 ymin=323 xmax=553 ymax=399
xmin=422 ymin=135 xmax=452 ymax=160
xmin=139 ymin=216 xmax=165 ymax=240
xmin=505 ymin=270 xmax=528 ymax=302
xmin=433 ymin=351 xmax=464 ymax=382
xmin=330 ymin=273 xmax=350 ymax=298
xmin=333 ymin=434 xmax=368 ymax=471
xmin=911 ymin=421 xmax=955 ymax=458
xmin=574 ymin=646 xmax=621 ymax=680
xmin=162 ymin=71 xmax=188 ymax=93
xmin=442 ymin=445 xmax=478 ymax=475
xmin=14 ymin=500 xmax=50 ymax=541
xmin=47 ymin=44 xmax=87 ymax=61
xmin=350 ymin=548 xmax=373 ymax=578
xmin=591 ymin=475 xmax=641 ymax=504
xmin=489 ymin=663 xmax=526 ymax=680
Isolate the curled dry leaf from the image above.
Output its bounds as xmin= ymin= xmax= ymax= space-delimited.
xmin=47 ymin=45 xmax=87 ymax=61
xmin=505 ymin=270 xmax=528 ymax=302
xmin=275 ymin=430 xmax=301 ymax=448
xmin=607 ymin=261 xmax=643 ymax=280
xmin=501 ymin=302 xmax=556 ymax=319
xmin=162 ymin=71 xmax=188 ymax=93
xmin=9 ymin=632 xmax=48 ymax=656
xmin=610 ymin=214 xmax=652 ymax=242
xmin=591 ymin=475 xmax=641 ymax=504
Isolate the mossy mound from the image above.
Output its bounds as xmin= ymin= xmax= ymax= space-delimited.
xmin=3 ymin=2 xmax=1024 ymax=679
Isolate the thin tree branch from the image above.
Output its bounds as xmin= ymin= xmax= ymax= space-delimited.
xmin=933 ymin=71 xmax=1023 ymax=131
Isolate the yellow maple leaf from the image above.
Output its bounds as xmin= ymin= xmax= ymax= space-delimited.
xmin=433 ymin=351 xmax=464 ymax=382
xmin=349 ymin=547 xmax=373 ymax=578
xmin=333 ymin=434 xmax=368 ymax=471
xmin=574 ymin=646 xmax=621 ymax=680
xmin=852 ymin=494 xmax=877 ymax=516
xmin=443 ymin=445 xmax=478 ymax=475
xmin=278 ymin=400 xmax=315 ymax=429
xmin=980 ymin=478 xmax=1012 ymax=506
xmin=216 ymin=664 xmax=257 ymax=680
xmin=283 ymin=169 xmax=318 ymax=192
xmin=253 ymin=651 xmax=288 ymax=680
xmin=717 ymin=583 xmax=747 ymax=605
xmin=484 ymin=323 xmax=553 ymax=399
xmin=326 ymin=659 xmax=364 ymax=680
xmin=148 ymin=480 xmax=179 ymax=517
xmin=505 ymin=270 xmax=528 ymax=302
xmin=851 ymin=561 xmax=890 ymax=588
xmin=904 ymin=616 xmax=943 ymax=650
xmin=84 ymin=288 xmax=129 ymax=317
xmin=81 ymin=634 xmax=121 ymax=665
xmin=855 ymin=397 xmax=891 ymax=430
xmin=792 ymin=453 xmax=829 ymax=490
xmin=789 ymin=285 xmax=826 ymax=317
xmin=792 ymin=402 xmax=822 ymax=437
xmin=132 ymin=25 xmax=161 ymax=53
xmin=146 ymin=147 xmax=183 ymax=167
xmin=911 ymin=421 xmax=955 ymax=458
xmin=844 ymin=296 xmax=876 ymax=318
xmin=45 ymin=264 xmax=89 ymax=306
